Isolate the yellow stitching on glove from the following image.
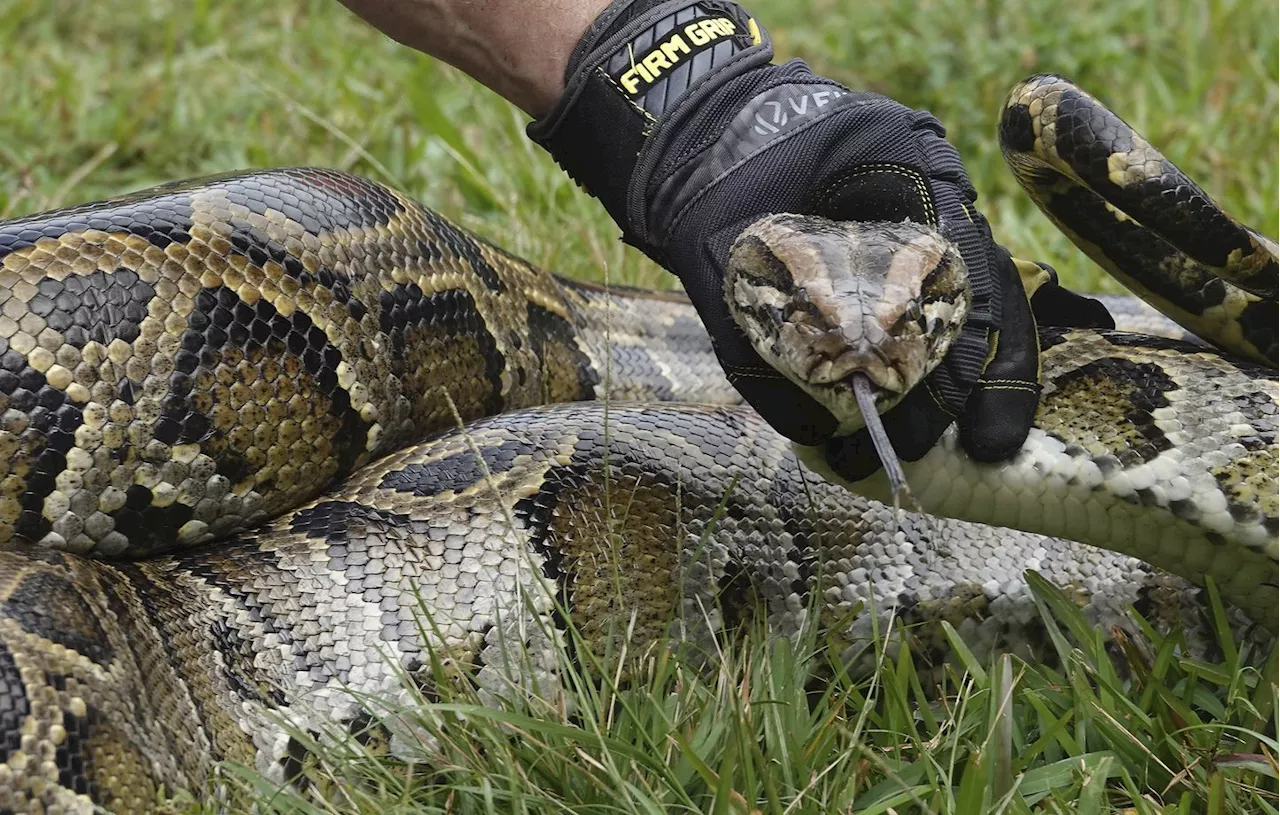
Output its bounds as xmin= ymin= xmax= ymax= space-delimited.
xmin=973 ymin=383 xmax=1040 ymax=394
xmin=923 ymin=377 xmax=961 ymax=418
xmin=597 ymin=67 xmax=657 ymax=123
xmin=814 ymin=165 xmax=936 ymax=226
xmin=723 ymin=367 xmax=789 ymax=381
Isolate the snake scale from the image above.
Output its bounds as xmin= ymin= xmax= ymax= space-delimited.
xmin=0 ymin=75 xmax=1274 ymax=813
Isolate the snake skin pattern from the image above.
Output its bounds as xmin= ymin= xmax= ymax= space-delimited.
xmin=1000 ymin=74 xmax=1278 ymax=365
xmin=0 ymin=77 xmax=1274 ymax=812
xmin=0 ymin=170 xmax=731 ymax=558
xmin=770 ymin=75 xmax=1280 ymax=628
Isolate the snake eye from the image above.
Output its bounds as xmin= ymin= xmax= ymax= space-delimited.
xmin=906 ymin=301 xmax=925 ymax=330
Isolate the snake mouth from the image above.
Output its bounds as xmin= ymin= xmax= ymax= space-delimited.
xmin=802 ymin=336 xmax=906 ymax=394
xmin=848 ymin=372 xmax=912 ymax=502
xmin=771 ymin=308 xmax=914 ymax=395
xmin=843 ymin=369 xmax=897 ymax=410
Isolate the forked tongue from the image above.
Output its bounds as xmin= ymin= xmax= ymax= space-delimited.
xmin=849 ymin=372 xmax=914 ymax=513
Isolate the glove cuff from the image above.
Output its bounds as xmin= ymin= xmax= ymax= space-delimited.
xmin=527 ymin=0 xmax=772 ymax=239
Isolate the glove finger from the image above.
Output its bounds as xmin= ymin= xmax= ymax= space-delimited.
xmin=957 ymin=249 xmax=1041 ymax=462
xmin=730 ymin=357 xmax=839 ymax=445
xmin=679 ymin=278 xmax=839 ymax=445
xmin=1024 ymin=260 xmax=1115 ymax=328
xmin=706 ymin=311 xmax=841 ymax=446
xmin=820 ymin=387 xmax=953 ymax=481
xmin=911 ymin=118 xmax=976 ymax=200
xmin=684 ymin=221 xmax=841 ymax=445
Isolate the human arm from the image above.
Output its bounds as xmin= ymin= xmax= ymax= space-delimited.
xmin=336 ymin=0 xmax=1101 ymax=472
xmin=334 ymin=0 xmax=609 ymax=116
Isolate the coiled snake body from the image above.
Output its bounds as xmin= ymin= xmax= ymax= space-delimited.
xmin=0 ymin=75 xmax=1274 ymax=813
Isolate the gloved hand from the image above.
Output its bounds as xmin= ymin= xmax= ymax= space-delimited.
xmin=529 ymin=0 xmax=1105 ymax=478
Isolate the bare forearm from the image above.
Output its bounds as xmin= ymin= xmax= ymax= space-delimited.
xmin=337 ymin=0 xmax=610 ymax=116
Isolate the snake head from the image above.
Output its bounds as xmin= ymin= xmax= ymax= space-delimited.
xmin=725 ymin=214 xmax=972 ymax=432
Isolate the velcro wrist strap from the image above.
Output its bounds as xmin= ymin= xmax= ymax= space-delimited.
xmin=528 ymin=0 xmax=771 ymax=238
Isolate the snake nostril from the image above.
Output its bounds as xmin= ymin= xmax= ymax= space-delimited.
xmin=864 ymin=341 xmax=893 ymax=370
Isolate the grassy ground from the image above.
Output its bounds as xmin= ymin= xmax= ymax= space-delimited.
xmin=1 ymin=0 xmax=1277 ymax=812
xmin=204 ymin=582 xmax=1277 ymax=815
xmin=1 ymin=0 xmax=1276 ymax=291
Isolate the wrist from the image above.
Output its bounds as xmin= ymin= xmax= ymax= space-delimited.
xmin=528 ymin=0 xmax=771 ymax=237
xmin=504 ymin=0 xmax=613 ymax=116
xmin=338 ymin=0 xmax=608 ymax=116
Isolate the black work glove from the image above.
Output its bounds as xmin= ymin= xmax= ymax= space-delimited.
xmin=1017 ymin=258 xmax=1116 ymax=329
xmin=529 ymin=0 xmax=1098 ymax=477
xmin=821 ymin=256 xmax=1114 ymax=476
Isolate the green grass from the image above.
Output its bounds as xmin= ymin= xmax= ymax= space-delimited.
xmin=1 ymin=1 xmax=1276 ymax=812
xmin=1 ymin=0 xmax=1275 ymax=292
xmin=194 ymin=577 xmax=1277 ymax=814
